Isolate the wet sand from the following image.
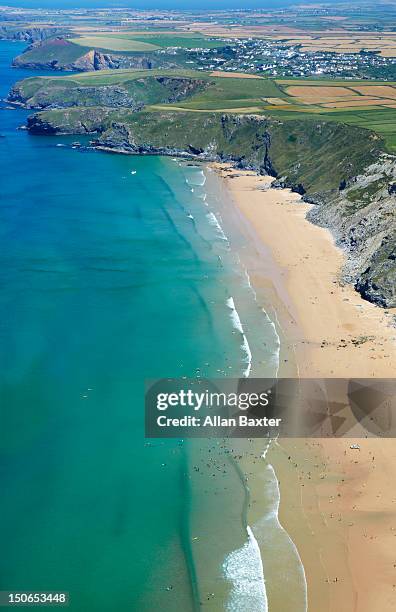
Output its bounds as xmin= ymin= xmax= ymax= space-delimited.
xmin=214 ymin=164 xmax=396 ymax=611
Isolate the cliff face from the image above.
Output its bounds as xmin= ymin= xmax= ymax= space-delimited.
xmin=11 ymin=38 xmax=173 ymax=72
xmin=0 ymin=26 xmax=65 ymax=43
xmin=9 ymin=83 xmax=144 ymax=110
xmin=27 ymin=107 xmax=117 ymax=134
xmin=93 ymin=112 xmax=382 ymax=193
xmin=8 ymin=76 xmax=209 ymax=110
xmin=308 ymin=156 xmax=396 ymax=307
xmin=23 ymin=107 xmax=396 ymax=308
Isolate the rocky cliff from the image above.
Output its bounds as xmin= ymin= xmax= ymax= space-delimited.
xmin=23 ymin=107 xmax=396 ymax=308
xmin=27 ymin=107 xmax=118 ymax=134
xmin=0 ymin=26 xmax=65 ymax=43
xmin=11 ymin=37 xmax=174 ymax=72
xmin=307 ymin=156 xmax=396 ymax=307
xmin=8 ymin=75 xmax=209 ymax=110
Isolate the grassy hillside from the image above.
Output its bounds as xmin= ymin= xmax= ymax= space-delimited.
xmin=17 ymin=70 xmax=395 ymax=308
xmin=70 ymin=31 xmax=225 ymax=52
xmin=27 ymin=108 xmax=383 ymax=195
xmin=262 ymin=79 xmax=396 ymax=152
xmin=11 ymin=68 xmax=396 ymax=150
xmin=70 ymin=36 xmax=159 ymax=52
xmin=9 ymin=73 xmax=209 ymax=109
xmin=11 ymin=31 xmax=227 ymax=73
xmin=13 ymin=38 xmax=88 ymax=66
xmin=38 ymin=68 xmax=206 ymax=86
xmin=9 ymin=70 xmax=285 ymax=112
xmin=103 ymin=112 xmax=383 ymax=193
xmin=121 ymin=33 xmax=226 ymax=49
xmin=161 ymin=75 xmax=284 ymax=110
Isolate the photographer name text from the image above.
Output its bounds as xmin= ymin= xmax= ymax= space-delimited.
xmin=156 ymin=415 xmax=282 ymax=428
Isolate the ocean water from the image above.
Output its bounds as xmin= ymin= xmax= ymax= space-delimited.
xmin=0 ymin=41 xmax=283 ymax=610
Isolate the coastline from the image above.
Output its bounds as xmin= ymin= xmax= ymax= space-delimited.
xmin=213 ymin=164 xmax=396 ymax=379
xmin=4 ymin=29 xmax=396 ymax=612
xmin=212 ymin=163 xmax=396 ymax=611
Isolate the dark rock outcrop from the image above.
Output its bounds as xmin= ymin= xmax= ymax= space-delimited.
xmin=8 ymin=75 xmax=209 ymax=112
xmin=355 ymin=238 xmax=396 ymax=307
xmin=12 ymin=38 xmax=175 ymax=72
xmin=0 ymin=26 xmax=65 ymax=43
xmin=308 ymin=155 xmax=396 ymax=308
xmin=9 ymin=82 xmax=144 ymax=110
xmin=27 ymin=108 xmax=115 ymax=135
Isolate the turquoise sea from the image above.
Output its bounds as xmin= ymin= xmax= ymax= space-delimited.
xmin=0 ymin=41 xmax=283 ymax=611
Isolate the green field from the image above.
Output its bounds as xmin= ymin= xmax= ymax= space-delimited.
xmin=148 ymin=75 xmax=396 ymax=150
xmin=70 ymin=36 xmax=160 ymax=52
xmin=17 ymin=69 xmax=285 ymax=112
xmin=15 ymin=69 xmax=396 ymax=151
xmin=101 ymin=32 xmax=226 ymax=49
xmin=266 ymin=107 xmax=396 ymax=151
xmin=276 ymin=79 xmax=396 ymax=87
xmin=266 ymin=80 xmax=396 ymax=151
xmin=14 ymin=39 xmax=89 ymax=65
xmin=161 ymin=75 xmax=284 ymax=110
xmin=70 ymin=32 xmax=225 ymax=52
xmin=65 ymin=68 xmax=207 ymax=85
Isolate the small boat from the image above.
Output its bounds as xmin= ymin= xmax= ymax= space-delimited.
xmin=130 ymin=170 xmax=137 ymax=175
xmin=187 ymin=214 xmax=194 ymax=219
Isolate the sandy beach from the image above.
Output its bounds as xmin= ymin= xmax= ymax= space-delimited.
xmin=213 ymin=164 xmax=396 ymax=611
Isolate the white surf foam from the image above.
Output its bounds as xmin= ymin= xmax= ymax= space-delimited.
xmin=226 ymin=296 xmax=244 ymax=334
xmin=240 ymin=265 xmax=279 ymax=376
xmin=241 ymin=336 xmax=252 ymax=378
xmin=226 ymin=297 xmax=252 ymax=377
xmin=223 ymin=525 xmax=268 ymax=612
xmin=186 ymin=169 xmax=206 ymax=187
xmin=206 ymin=212 xmax=228 ymax=241
xmin=255 ymin=462 xmax=308 ymax=612
xmin=262 ymin=308 xmax=281 ymax=376
xmin=197 ymin=192 xmax=208 ymax=205
xmin=243 ymin=267 xmax=257 ymax=300
xmin=260 ymin=438 xmax=273 ymax=461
